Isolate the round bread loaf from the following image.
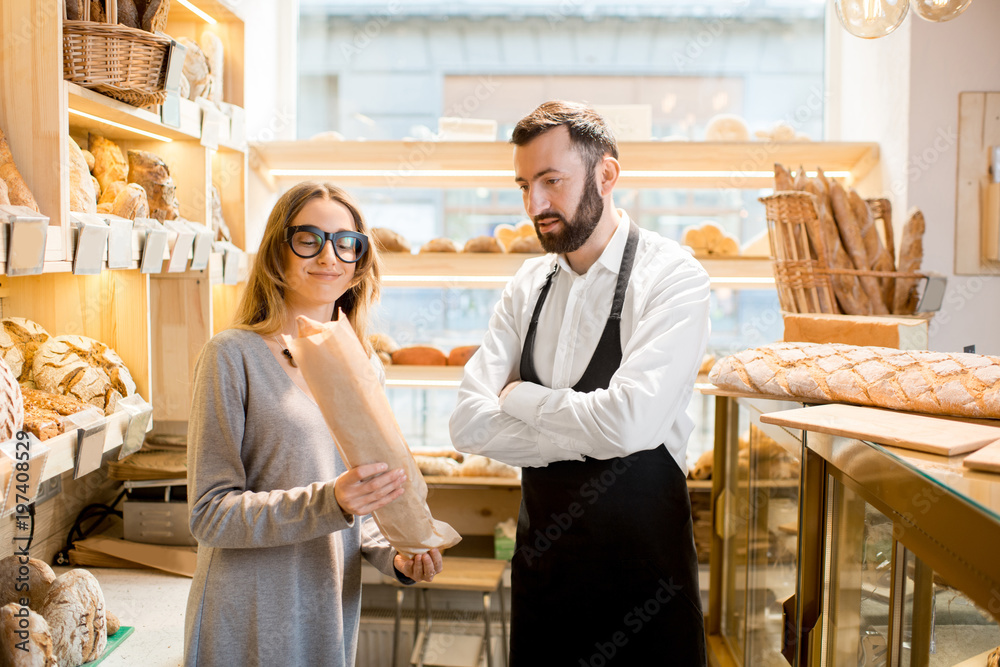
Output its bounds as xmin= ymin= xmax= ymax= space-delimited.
xmin=419 ymin=238 xmax=459 ymax=253
xmin=447 ymin=345 xmax=479 ymax=366
xmin=705 ymin=113 xmax=750 ymax=142
xmin=1 ymin=318 xmax=51 ymax=384
xmin=0 ymin=357 xmax=24 ymax=443
xmin=1 ymin=603 xmax=56 ymax=667
xmin=32 ymin=335 xmax=136 ymax=415
xmin=507 ymin=235 xmax=543 ymax=253
xmin=41 ymin=569 xmax=107 ymax=667
xmin=372 ymin=227 xmax=411 ymax=253
xmin=493 ymin=224 xmax=518 ymax=249
xmin=0 ymin=555 xmax=56 ymax=611
xmin=98 ymin=181 xmax=127 ymax=207
xmin=463 ymin=236 xmax=503 ymax=253
xmin=391 ymin=346 xmax=447 ymax=366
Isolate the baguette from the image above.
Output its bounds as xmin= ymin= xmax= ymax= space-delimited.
xmin=830 ymin=181 xmax=887 ymax=314
xmin=850 ymin=189 xmax=895 ymax=310
xmin=774 ymin=163 xmax=795 ymax=191
xmin=893 ymin=208 xmax=925 ymax=315
xmin=710 ymin=341 xmax=1000 ymax=420
xmin=0 ymin=128 xmax=39 ymax=211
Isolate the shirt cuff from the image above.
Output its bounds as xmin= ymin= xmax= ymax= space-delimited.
xmin=501 ymin=381 xmax=550 ymax=427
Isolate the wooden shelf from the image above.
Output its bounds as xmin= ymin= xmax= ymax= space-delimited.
xmin=424 ymin=476 xmax=520 ymax=488
xmin=380 ymin=251 xmax=775 ymax=289
xmin=251 ymin=139 xmax=880 ymax=190
xmin=67 ymin=82 xmax=200 ymax=142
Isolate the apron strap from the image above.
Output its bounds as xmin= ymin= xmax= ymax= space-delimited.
xmin=609 ymin=222 xmax=641 ymax=321
xmin=519 ymin=263 xmax=559 ymax=383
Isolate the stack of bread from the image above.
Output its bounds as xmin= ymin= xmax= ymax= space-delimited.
xmin=385 ymin=344 xmax=479 ymax=367
xmin=773 ymin=163 xmax=924 ymax=316
xmin=682 ymin=222 xmax=740 ymax=257
xmin=411 ymin=450 xmax=519 ymax=479
xmin=0 ymin=128 xmax=39 ymax=211
xmin=65 ymin=0 xmax=169 ymax=33
xmin=369 ymin=222 xmax=544 ymax=255
xmin=83 ymin=134 xmax=180 ymax=222
xmin=0 ymin=556 xmax=124 ymax=667
xmin=0 ymin=317 xmax=137 ymax=440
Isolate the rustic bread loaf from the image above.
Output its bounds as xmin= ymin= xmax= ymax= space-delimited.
xmin=447 ymin=345 xmax=479 ymax=366
xmin=371 ymin=228 xmax=410 ymax=253
xmin=97 ymin=181 xmax=126 ymax=207
xmin=41 ymin=569 xmax=107 ymax=667
xmin=459 ymin=454 xmax=519 ymax=478
xmin=420 ymin=238 xmax=459 ymax=253
xmin=414 ymin=455 xmax=460 ymax=477
xmin=0 ymin=128 xmax=39 ymax=212
xmin=410 ymin=449 xmax=464 ymax=463
xmin=65 ymin=0 xmax=84 ymax=20
xmin=507 ymin=235 xmax=543 ymax=253
xmin=0 ymin=177 xmax=9 ymax=206
xmin=0 ymin=357 xmax=23 ymax=442
xmin=127 ymin=150 xmax=179 ymax=221
xmin=849 ymin=189 xmax=895 ymax=310
xmin=141 ymin=0 xmax=170 ymax=33
xmin=710 ymin=341 xmax=1000 ymax=419
xmin=1 ymin=603 xmax=57 ymax=667
xmin=88 ymin=134 xmax=127 ymax=195
xmin=699 ymin=353 xmax=716 ymax=375
xmin=0 ymin=555 xmax=56 ymax=611
xmin=89 ymin=0 xmax=105 ymax=22
xmin=987 ymin=647 xmax=1000 ymax=667
xmin=22 ymin=387 xmax=95 ymax=440
xmin=32 ymin=335 xmax=136 ymax=414
xmin=68 ymin=139 xmax=97 ymax=214
xmin=463 ymin=236 xmax=503 ymax=253
xmin=177 ymin=37 xmax=210 ymax=100
xmin=829 ymin=181 xmax=887 ymax=314
xmin=2 ymin=318 xmax=51 ymax=384
xmin=391 ymin=346 xmax=447 ymax=366
xmin=116 ymin=0 xmax=140 ymax=28
xmin=110 ymin=183 xmax=150 ymax=220
xmin=81 ymin=150 xmax=95 ymax=173
xmin=200 ymin=31 xmax=224 ymax=104
xmin=894 ymin=208 xmax=925 ymax=315
xmin=89 ymin=176 xmax=100 ymax=204
xmin=773 ymin=163 xmax=795 ymax=191
xmin=95 ymin=203 xmax=113 ymax=214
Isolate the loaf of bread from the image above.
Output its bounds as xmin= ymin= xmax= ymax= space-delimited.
xmin=98 ymin=180 xmax=126 ymax=206
xmin=893 ymin=208 xmax=925 ymax=315
xmin=0 ymin=177 xmax=9 ymax=206
xmin=89 ymin=0 xmax=105 ymax=22
xmin=90 ymin=176 xmax=100 ymax=204
xmin=2 ymin=318 xmax=51 ymax=384
xmin=420 ymin=238 xmax=459 ymax=253
xmin=689 ymin=449 xmax=713 ymax=480
xmin=705 ymin=114 xmax=749 ymax=142
xmin=96 ymin=203 xmax=113 ymax=214
xmin=698 ymin=353 xmax=716 ymax=375
xmin=66 ymin=0 xmax=84 ymax=20
xmin=116 ymin=0 xmax=140 ymax=28
xmin=409 ymin=449 xmax=464 ymax=463
xmin=1 ymin=603 xmax=56 ymax=667
xmin=0 ymin=357 xmax=23 ymax=442
xmin=369 ymin=332 xmax=400 ymax=366
xmin=127 ymin=150 xmax=179 ymax=221
xmin=683 ymin=222 xmax=739 ymax=256
xmin=459 ymin=454 xmax=519 ymax=478
xmin=413 ymin=455 xmax=460 ymax=477
xmin=209 ymin=185 xmax=231 ymax=242
xmin=0 ymin=555 xmax=56 ymax=611
xmin=829 ymin=181 xmax=888 ymax=314
xmin=507 ymin=235 xmax=543 ymax=253
xmin=81 ymin=150 xmax=95 ymax=173
xmin=111 ymin=183 xmax=150 ymax=220
xmin=447 ymin=345 xmax=479 ymax=366
xmin=987 ymin=647 xmax=1000 ymax=667
xmin=177 ymin=37 xmax=210 ymax=100
xmin=22 ymin=387 xmax=95 ymax=440
xmin=41 ymin=569 xmax=107 ymax=667
xmin=710 ymin=341 xmax=1000 ymax=420
xmin=32 ymin=335 xmax=136 ymax=414
xmin=493 ymin=224 xmax=519 ymax=249
xmin=391 ymin=346 xmax=447 ymax=366
xmin=105 ymin=611 xmax=120 ymax=637
xmin=142 ymin=0 xmax=170 ymax=33
xmin=89 ymin=134 xmax=128 ymax=195
xmin=773 ymin=163 xmax=795 ymax=191
xmin=463 ymin=236 xmax=503 ymax=253
xmin=0 ymin=128 xmax=39 ymax=211
xmin=850 ymin=189 xmax=895 ymax=310
xmin=371 ymin=228 xmax=410 ymax=253
xmin=68 ymin=138 xmax=97 ymax=214
xmin=200 ymin=31 xmax=224 ymax=104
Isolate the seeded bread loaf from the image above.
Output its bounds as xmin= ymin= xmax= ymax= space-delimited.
xmin=32 ymin=335 xmax=136 ymax=414
xmin=710 ymin=341 xmax=1000 ymax=419
xmin=141 ymin=0 xmax=170 ymax=33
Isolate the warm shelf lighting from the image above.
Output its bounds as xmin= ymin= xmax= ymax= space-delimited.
xmin=68 ymin=109 xmax=173 ymax=142
xmin=385 ymin=379 xmax=463 ymax=388
xmin=176 ymin=0 xmax=218 ymax=24
xmin=270 ymin=168 xmax=852 ymax=181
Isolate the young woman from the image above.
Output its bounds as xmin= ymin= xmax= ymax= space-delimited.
xmin=184 ymin=182 xmax=442 ymax=666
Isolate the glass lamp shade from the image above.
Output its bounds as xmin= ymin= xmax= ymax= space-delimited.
xmin=912 ymin=0 xmax=973 ymax=21
xmin=835 ymin=0 xmax=910 ymax=38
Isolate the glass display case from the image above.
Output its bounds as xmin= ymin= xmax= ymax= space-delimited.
xmin=708 ymin=394 xmax=1000 ymax=667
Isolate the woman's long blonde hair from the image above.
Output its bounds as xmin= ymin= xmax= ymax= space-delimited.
xmin=233 ymin=181 xmax=382 ymax=355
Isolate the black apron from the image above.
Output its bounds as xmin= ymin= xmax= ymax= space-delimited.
xmin=509 ymin=223 xmax=707 ymax=666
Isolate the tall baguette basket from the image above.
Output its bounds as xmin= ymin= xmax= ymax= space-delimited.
xmin=62 ymin=0 xmax=172 ymax=107
xmin=761 ymin=191 xmax=924 ymax=315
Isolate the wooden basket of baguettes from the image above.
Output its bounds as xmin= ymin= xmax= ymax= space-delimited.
xmin=764 ymin=163 xmax=925 ymax=317
xmin=63 ymin=0 xmax=172 ymax=107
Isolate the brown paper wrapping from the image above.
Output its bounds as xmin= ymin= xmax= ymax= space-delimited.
xmin=289 ymin=316 xmax=461 ymax=556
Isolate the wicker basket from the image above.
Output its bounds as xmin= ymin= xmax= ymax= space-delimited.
xmin=760 ymin=191 xmax=924 ymax=315
xmin=63 ymin=0 xmax=171 ymax=107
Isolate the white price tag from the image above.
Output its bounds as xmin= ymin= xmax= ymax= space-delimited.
xmin=0 ymin=433 xmax=50 ymax=518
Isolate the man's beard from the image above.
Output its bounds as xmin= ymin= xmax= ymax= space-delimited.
xmin=533 ymin=170 xmax=604 ymax=254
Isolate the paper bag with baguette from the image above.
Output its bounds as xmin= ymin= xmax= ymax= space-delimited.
xmin=288 ymin=316 xmax=461 ymax=556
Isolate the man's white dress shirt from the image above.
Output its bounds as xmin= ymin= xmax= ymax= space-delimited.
xmin=449 ymin=211 xmax=711 ymax=473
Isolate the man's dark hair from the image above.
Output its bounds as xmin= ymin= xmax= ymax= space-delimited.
xmin=510 ymin=101 xmax=619 ymax=173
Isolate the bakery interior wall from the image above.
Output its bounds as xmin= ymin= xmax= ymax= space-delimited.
xmin=828 ymin=0 xmax=1000 ymax=354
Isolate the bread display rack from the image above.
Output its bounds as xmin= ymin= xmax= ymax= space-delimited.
xmin=0 ymin=0 xmax=248 ymax=559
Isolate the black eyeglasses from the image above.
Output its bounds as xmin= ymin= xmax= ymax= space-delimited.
xmin=285 ymin=225 xmax=369 ymax=262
